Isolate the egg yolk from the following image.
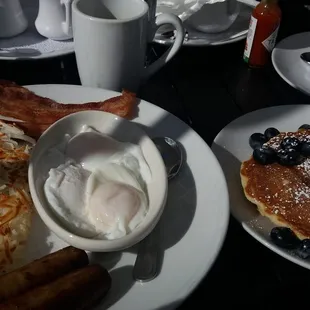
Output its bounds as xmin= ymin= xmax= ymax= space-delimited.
xmin=87 ymin=182 xmax=142 ymax=233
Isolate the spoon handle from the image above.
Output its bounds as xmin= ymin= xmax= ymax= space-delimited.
xmin=133 ymin=225 xmax=161 ymax=282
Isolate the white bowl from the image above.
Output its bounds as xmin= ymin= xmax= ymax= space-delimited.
xmin=28 ymin=111 xmax=168 ymax=252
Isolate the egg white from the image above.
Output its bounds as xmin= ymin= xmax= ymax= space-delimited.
xmin=65 ymin=127 xmax=152 ymax=184
xmin=43 ymin=161 xmax=98 ymax=238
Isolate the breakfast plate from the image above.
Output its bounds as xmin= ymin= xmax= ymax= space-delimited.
xmin=154 ymin=0 xmax=257 ymax=47
xmin=5 ymin=84 xmax=229 ymax=310
xmin=0 ymin=2 xmax=74 ymax=60
xmin=212 ymin=104 xmax=310 ymax=270
xmin=272 ymin=32 xmax=310 ymax=96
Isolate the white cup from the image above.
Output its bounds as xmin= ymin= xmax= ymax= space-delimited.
xmin=35 ymin=0 xmax=73 ymax=41
xmin=72 ymin=0 xmax=185 ymax=92
xmin=0 ymin=0 xmax=28 ymax=38
xmin=188 ymin=0 xmax=240 ymax=34
xmin=157 ymin=0 xmax=240 ymax=34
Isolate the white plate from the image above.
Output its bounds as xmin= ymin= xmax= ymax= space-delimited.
xmin=154 ymin=0 xmax=257 ymax=47
xmin=212 ymin=104 xmax=310 ymax=270
xmin=15 ymin=84 xmax=229 ymax=310
xmin=272 ymin=32 xmax=310 ymax=96
xmin=0 ymin=2 xmax=74 ymax=60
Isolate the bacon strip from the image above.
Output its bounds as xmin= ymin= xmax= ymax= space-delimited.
xmin=0 ymin=80 xmax=137 ymax=138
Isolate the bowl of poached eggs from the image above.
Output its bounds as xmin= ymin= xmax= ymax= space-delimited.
xmin=28 ymin=111 xmax=168 ymax=252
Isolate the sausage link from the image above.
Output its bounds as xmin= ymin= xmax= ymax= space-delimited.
xmin=0 ymin=264 xmax=112 ymax=310
xmin=0 ymin=246 xmax=89 ymax=302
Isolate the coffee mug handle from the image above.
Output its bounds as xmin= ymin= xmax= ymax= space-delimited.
xmin=61 ymin=0 xmax=73 ymax=35
xmin=144 ymin=13 xmax=185 ymax=78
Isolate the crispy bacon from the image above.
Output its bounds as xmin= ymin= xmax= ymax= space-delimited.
xmin=0 ymin=80 xmax=137 ymax=138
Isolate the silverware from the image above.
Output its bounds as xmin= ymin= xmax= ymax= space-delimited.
xmin=300 ymin=52 xmax=310 ymax=65
xmin=152 ymin=137 xmax=183 ymax=181
xmin=146 ymin=0 xmax=157 ymax=24
xmin=145 ymin=0 xmax=157 ymax=42
xmin=133 ymin=136 xmax=183 ymax=282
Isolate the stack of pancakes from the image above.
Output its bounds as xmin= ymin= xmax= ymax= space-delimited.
xmin=241 ymin=129 xmax=310 ymax=240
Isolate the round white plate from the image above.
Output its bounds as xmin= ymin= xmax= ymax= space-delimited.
xmin=212 ymin=104 xmax=310 ymax=270
xmin=272 ymin=32 xmax=310 ymax=96
xmin=16 ymin=84 xmax=229 ymax=310
xmin=0 ymin=3 xmax=74 ymax=60
xmin=154 ymin=0 xmax=256 ymax=47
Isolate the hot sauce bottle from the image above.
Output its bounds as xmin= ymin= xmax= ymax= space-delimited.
xmin=243 ymin=0 xmax=282 ymax=68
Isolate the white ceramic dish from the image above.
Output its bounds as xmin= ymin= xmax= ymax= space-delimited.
xmin=28 ymin=110 xmax=168 ymax=252
xmin=7 ymin=84 xmax=229 ymax=310
xmin=212 ymin=104 xmax=310 ymax=270
xmin=0 ymin=0 xmax=256 ymax=59
xmin=272 ymin=32 xmax=310 ymax=96
xmin=154 ymin=0 xmax=257 ymax=47
xmin=0 ymin=1 xmax=74 ymax=60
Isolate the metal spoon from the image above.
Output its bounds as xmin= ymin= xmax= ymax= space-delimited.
xmin=133 ymin=137 xmax=183 ymax=282
xmin=152 ymin=137 xmax=183 ymax=180
xmin=300 ymin=52 xmax=310 ymax=64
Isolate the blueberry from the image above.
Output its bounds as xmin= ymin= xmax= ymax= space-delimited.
xmin=281 ymin=137 xmax=301 ymax=151
xmin=264 ymin=127 xmax=280 ymax=140
xmin=253 ymin=147 xmax=276 ymax=165
xmin=296 ymin=239 xmax=310 ymax=259
xmin=270 ymin=227 xmax=300 ymax=249
xmin=299 ymin=124 xmax=310 ymax=131
xmin=277 ymin=149 xmax=303 ymax=166
xmin=301 ymin=142 xmax=310 ymax=157
xmin=249 ymin=133 xmax=267 ymax=150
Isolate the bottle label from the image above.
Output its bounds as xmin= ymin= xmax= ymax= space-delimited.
xmin=243 ymin=16 xmax=258 ymax=63
xmin=262 ymin=25 xmax=280 ymax=52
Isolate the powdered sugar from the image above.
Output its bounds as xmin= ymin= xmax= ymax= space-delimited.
xmin=266 ymin=130 xmax=310 ymax=152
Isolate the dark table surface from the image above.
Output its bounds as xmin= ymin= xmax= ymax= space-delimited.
xmin=1 ymin=2 xmax=310 ymax=309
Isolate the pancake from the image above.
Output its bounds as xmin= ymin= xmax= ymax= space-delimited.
xmin=0 ymin=121 xmax=35 ymax=273
xmin=241 ymin=129 xmax=310 ymax=240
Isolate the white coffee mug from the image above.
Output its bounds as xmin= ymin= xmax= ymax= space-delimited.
xmin=0 ymin=0 xmax=28 ymax=38
xmin=35 ymin=0 xmax=73 ymax=40
xmin=72 ymin=0 xmax=185 ymax=92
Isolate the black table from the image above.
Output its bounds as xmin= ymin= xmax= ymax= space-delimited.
xmin=1 ymin=2 xmax=310 ymax=309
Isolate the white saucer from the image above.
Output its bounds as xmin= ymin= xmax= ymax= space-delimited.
xmin=212 ymin=104 xmax=310 ymax=270
xmin=0 ymin=3 xmax=74 ymax=60
xmin=272 ymin=32 xmax=310 ymax=96
xmin=154 ymin=0 xmax=257 ymax=47
xmin=11 ymin=84 xmax=229 ymax=310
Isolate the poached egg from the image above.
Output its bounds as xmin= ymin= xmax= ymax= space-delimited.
xmin=43 ymin=126 xmax=151 ymax=240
